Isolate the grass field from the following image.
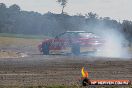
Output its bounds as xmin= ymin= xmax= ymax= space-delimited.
xmin=0 ymin=36 xmax=40 ymax=58
xmin=0 ymin=33 xmax=46 ymax=46
xmin=0 ymin=36 xmax=42 ymax=46
xmin=0 ymin=33 xmax=50 ymax=39
xmin=0 ymin=33 xmax=45 ymax=58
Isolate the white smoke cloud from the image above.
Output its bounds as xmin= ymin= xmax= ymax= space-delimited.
xmin=84 ymin=23 xmax=130 ymax=59
xmin=96 ymin=29 xmax=128 ymax=58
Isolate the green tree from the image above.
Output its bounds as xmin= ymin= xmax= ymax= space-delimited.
xmin=9 ymin=4 xmax=20 ymax=11
xmin=0 ymin=3 xmax=7 ymax=32
xmin=0 ymin=3 xmax=6 ymax=9
xmin=57 ymin=0 xmax=68 ymax=14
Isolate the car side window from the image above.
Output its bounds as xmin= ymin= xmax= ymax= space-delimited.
xmin=59 ymin=33 xmax=70 ymax=40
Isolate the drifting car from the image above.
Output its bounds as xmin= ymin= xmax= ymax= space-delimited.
xmin=38 ymin=31 xmax=104 ymax=55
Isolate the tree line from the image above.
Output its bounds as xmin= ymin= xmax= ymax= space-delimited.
xmin=0 ymin=3 xmax=132 ymax=44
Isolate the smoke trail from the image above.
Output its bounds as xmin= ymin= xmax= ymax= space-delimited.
xmin=96 ymin=29 xmax=129 ymax=58
xmin=84 ymin=23 xmax=130 ymax=59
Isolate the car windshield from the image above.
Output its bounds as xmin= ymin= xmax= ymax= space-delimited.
xmin=57 ymin=32 xmax=99 ymax=39
xmin=78 ymin=33 xmax=99 ymax=38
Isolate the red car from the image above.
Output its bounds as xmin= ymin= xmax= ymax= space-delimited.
xmin=38 ymin=31 xmax=104 ymax=55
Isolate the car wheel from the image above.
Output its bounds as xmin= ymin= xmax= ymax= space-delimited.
xmin=71 ymin=43 xmax=80 ymax=55
xmin=42 ymin=43 xmax=50 ymax=55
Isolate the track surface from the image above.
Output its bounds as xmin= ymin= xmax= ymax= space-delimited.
xmin=0 ymin=55 xmax=132 ymax=86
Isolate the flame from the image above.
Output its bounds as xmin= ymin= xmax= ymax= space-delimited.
xmin=81 ymin=67 xmax=89 ymax=78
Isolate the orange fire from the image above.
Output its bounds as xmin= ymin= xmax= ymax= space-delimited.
xmin=81 ymin=67 xmax=89 ymax=78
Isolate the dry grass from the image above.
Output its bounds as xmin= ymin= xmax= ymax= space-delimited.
xmin=0 ymin=36 xmax=43 ymax=58
xmin=0 ymin=37 xmax=42 ymax=47
xmin=0 ymin=50 xmax=19 ymax=58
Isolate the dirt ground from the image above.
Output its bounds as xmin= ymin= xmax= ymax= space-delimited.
xmin=0 ymin=55 xmax=132 ymax=86
xmin=0 ymin=37 xmax=132 ymax=87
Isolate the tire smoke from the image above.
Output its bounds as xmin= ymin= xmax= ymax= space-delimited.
xmin=84 ymin=24 xmax=130 ymax=59
xmin=96 ymin=29 xmax=129 ymax=58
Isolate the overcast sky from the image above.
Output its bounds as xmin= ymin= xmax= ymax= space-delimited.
xmin=0 ymin=0 xmax=132 ymax=21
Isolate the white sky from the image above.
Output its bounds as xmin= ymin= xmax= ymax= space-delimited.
xmin=0 ymin=0 xmax=132 ymax=21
